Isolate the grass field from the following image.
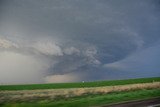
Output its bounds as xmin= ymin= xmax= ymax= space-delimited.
xmin=0 ymin=77 xmax=160 ymax=90
xmin=0 ymin=77 xmax=160 ymax=107
xmin=1 ymin=89 xmax=160 ymax=107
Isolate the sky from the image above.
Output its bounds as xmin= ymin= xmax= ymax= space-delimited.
xmin=0 ymin=0 xmax=160 ymax=84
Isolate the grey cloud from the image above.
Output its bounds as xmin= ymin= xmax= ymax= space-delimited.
xmin=103 ymin=42 xmax=160 ymax=78
xmin=0 ymin=0 xmax=160 ymax=84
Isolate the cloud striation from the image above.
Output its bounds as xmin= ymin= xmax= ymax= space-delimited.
xmin=0 ymin=0 xmax=160 ymax=84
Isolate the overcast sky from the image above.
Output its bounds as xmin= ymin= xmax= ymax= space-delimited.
xmin=0 ymin=0 xmax=160 ymax=84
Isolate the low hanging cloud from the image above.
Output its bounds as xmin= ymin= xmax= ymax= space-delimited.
xmin=0 ymin=51 xmax=49 ymax=84
xmin=0 ymin=37 xmax=100 ymax=84
xmin=0 ymin=0 xmax=160 ymax=84
xmin=45 ymin=73 xmax=82 ymax=83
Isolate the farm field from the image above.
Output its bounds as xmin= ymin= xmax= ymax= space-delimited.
xmin=0 ymin=77 xmax=160 ymax=107
xmin=0 ymin=77 xmax=160 ymax=90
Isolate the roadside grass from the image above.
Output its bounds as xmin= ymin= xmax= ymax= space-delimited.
xmin=2 ymin=89 xmax=160 ymax=107
xmin=0 ymin=77 xmax=160 ymax=90
xmin=0 ymin=82 xmax=159 ymax=103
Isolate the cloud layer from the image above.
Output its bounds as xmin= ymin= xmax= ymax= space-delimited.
xmin=0 ymin=0 xmax=160 ymax=84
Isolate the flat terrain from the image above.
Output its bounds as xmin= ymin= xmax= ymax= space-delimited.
xmin=104 ymin=97 xmax=160 ymax=107
xmin=1 ymin=88 xmax=160 ymax=107
xmin=0 ymin=77 xmax=160 ymax=90
xmin=0 ymin=77 xmax=160 ymax=107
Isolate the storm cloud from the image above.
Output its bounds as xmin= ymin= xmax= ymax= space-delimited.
xmin=0 ymin=0 xmax=160 ymax=84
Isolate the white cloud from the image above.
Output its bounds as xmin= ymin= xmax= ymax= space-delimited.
xmin=0 ymin=38 xmax=19 ymax=49
xmin=33 ymin=41 xmax=63 ymax=56
xmin=63 ymin=47 xmax=80 ymax=55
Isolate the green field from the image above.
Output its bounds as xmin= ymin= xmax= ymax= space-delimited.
xmin=0 ymin=77 xmax=160 ymax=90
xmin=1 ymin=89 xmax=160 ymax=107
xmin=0 ymin=77 xmax=160 ymax=107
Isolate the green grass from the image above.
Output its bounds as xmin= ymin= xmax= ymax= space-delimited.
xmin=2 ymin=89 xmax=160 ymax=107
xmin=0 ymin=77 xmax=160 ymax=90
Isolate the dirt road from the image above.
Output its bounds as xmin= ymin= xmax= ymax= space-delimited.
xmin=103 ymin=98 xmax=160 ymax=107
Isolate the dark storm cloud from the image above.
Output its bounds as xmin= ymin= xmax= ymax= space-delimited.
xmin=0 ymin=0 xmax=160 ymax=84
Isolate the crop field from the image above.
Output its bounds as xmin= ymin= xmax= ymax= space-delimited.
xmin=0 ymin=77 xmax=160 ymax=107
xmin=0 ymin=77 xmax=160 ymax=90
